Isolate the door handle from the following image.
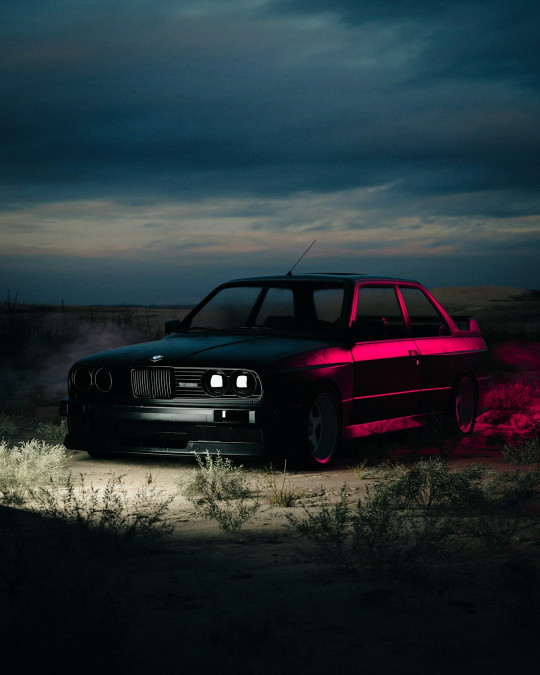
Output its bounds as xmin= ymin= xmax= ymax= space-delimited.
xmin=409 ymin=349 xmax=420 ymax=365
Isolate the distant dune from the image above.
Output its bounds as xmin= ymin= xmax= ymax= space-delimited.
xmin=430 ymin=286 xmax=526 ymax=311
xmin=429 ymin=286 xmax=540 ymax=339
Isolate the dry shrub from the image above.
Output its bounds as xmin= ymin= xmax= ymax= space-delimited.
xmin=289 ymin=459 xmax=540 ymax=574
xmin=486 ymin=380 xmax=538 ymax=412
xmin=502 ymin=436 xmax=540 ymax=465
xmin=265 ymin=462 xmax=305 ymax=507
xmin=36 ymin=419 xmax=68 ymax=443
xmin=0 ymin=413 xmax=19 ymax=438
xmin=0 ymin=439 xmax=68 ymax=505
xmin=33 ymin=473 xmax=174 ymax=540
xmin=182 ymin=452 xmax=260 ymax=532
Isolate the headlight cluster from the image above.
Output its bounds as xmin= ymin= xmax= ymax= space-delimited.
xmin=69 ymin=365 xmax=262 ymax=400
xmin=70 ymin=367 xmax=113 ymax=394
xmin=202 ymin=369 xmax=261 ymax=398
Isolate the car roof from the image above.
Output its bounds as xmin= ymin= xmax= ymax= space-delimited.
xmin=225 ymin=273 xmax=420 ymax=284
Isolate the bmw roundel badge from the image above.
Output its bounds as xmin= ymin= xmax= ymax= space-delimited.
xmin=150 ymin=355 xmax=164 ymax=362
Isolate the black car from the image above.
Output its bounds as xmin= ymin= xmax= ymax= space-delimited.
xmin=61 ymin=274 xmax=491 ymax=465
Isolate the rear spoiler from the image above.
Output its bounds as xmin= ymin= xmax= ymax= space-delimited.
xmin=452 ymin=315 xmax=483 ymax=336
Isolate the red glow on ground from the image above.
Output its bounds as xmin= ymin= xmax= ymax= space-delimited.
xmin=494 ymin=341 xmax=540 ymax=373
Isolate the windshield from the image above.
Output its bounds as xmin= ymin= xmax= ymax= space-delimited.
xmin=184 ymin=283 xmax=345 ymax=333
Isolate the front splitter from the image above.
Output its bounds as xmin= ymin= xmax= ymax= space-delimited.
xmin=65 ymin=433 xmax=267 ymax=458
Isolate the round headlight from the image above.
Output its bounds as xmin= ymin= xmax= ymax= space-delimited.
xmin=94 ymin=367 xmax=113 ymax=392
xmin=231 ymin=370 xmax=257 ymax=397
xmin=202 ymin=370 xmax=229 ymax=396
xmin=72 ymin=367 xmax=92 ymax=392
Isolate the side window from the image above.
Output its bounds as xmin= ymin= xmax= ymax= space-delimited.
xmin=255 ymin=287 xmax=295 ymax=329
xmin=354 ymin=286 xmax=406 ymax=340
xmin=399 ymin=287 xmax=451 ymax=338
xmin=313 ymin=288 xmax=344 ymax=323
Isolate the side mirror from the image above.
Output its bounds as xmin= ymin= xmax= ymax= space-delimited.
xmin=164 ymin=319 xmax=182 ymax=335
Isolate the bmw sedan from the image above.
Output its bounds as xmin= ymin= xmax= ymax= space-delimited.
xmin=61 ymin=274 xmax=491 ymax=465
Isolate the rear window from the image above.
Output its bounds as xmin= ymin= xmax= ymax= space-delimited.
xmin=399 ymin=287 xmax=450 ymax=337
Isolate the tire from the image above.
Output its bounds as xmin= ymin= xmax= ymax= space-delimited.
xmin=450 ymin=375 xmax=477 ymax=435
xmin=304 ymin=390 xmax=341 ymax=465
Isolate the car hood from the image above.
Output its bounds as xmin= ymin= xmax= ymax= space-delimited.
xmin=73 ymin=332 xmax=336 ymax=370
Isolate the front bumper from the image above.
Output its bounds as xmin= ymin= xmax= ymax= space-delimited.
xmin=60 ymin=398 xmax=270 ymax=457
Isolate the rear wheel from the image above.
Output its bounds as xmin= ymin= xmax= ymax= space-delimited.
xmin=305 ymin=391 xmax=340 ymax=465
xmin=450 ymin=375 xmax=477 ymax=434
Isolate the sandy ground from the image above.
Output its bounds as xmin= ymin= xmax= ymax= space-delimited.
xmin=2 ymin=420 xmax=539 ymax=675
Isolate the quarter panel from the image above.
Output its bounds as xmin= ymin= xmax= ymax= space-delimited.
xmin=413 ymin=335 xmax=490 ymax=413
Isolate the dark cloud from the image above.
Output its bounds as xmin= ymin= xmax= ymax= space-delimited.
xmin=0 ymin=1 xmax=538 ymax=300
xmin=274 ymin=0 xmax=540 ymax=85
xmin=1 ymin=0 xmax=538 ymax=206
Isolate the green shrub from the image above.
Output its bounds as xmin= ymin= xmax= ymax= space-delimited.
xmin=182 ymin=452 xmax=260 ymax=532
xmin=502 ymin=436 xmax=540 ymax=464
xmin=0 ymin=439 xmax=68 ymax=505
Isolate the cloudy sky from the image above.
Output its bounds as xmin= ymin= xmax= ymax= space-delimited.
xmin=1 ymin=0 xmax=539 ymax=305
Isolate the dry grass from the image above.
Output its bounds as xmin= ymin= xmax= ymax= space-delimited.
xmin=0 ymin=439 xmax=68 ymax=505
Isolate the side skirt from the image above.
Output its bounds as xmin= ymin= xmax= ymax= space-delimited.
xmin=342 ymin=414 xmax=434 ymax=441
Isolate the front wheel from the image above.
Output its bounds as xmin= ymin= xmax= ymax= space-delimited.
xmin=305 ymin=391 xmax=341 ymax=465
xmin=450 ymin=375 xmax=477 ymax=435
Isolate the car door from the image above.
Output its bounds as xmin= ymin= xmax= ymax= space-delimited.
xmin=350 ymin=284 xmax=421 ymax=424
xmin=397 ymin=285 xmax=455 ymax=415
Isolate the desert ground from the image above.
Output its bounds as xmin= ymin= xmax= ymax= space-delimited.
xmin=1 ymin=286 xmax=539 ymax=674
xmin=2 ymin=431 xmax=539 ymax=675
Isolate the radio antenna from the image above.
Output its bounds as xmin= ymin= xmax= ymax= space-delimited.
xmin=286 ymin=240 xmax=316 ymax=276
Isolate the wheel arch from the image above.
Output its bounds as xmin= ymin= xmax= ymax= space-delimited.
xmin=303 ymin=377 xmax=344 ymax=417
xmin=292 ymin=378 xmax=343 ymax=467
